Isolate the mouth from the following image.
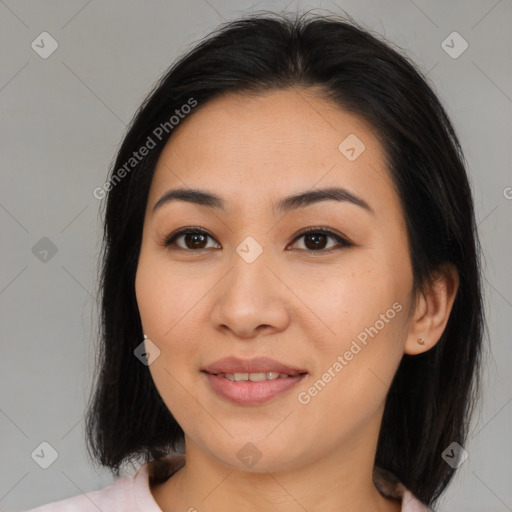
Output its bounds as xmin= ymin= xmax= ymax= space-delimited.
xmin=208 ymin=371 xmax=301 ymax=381
xmin=201 ymin=355 xmax=307 ymax=376
xmin=201 ymin=356 xmax=308 ymax=405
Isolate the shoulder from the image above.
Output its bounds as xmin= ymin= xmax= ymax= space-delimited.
xmin=25 ymin=476 xmax=135 ymax=512
xmin=401 ymin=489 xmax=434 ymax=511
xmin=24 ymin=455 xmax=185 ymax=512
xmin=373 ymin=466 xmax=434 ymax=512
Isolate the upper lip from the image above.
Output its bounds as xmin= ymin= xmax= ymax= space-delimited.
xmin=202 ymin=356 xmax=307 ymax=376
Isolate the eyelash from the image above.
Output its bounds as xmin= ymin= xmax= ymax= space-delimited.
xmin=161 ymin=226 xmax=353 ymax=253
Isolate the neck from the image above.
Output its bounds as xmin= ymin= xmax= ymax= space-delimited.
xmin=151 ymin=411 xmax=401 ymax=512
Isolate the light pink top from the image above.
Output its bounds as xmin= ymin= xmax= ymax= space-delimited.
xmin=26 ymin=455 xmax=432 ymax=511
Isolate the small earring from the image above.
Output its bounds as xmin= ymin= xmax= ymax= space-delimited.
xmin=143 ymin=333 xmax=148 ymax=340
xmin=417 ymin=338 xmax=425 ymax=345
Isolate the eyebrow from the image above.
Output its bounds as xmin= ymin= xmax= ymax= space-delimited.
xmin=152 ymin=186 xmax=374 ymax=215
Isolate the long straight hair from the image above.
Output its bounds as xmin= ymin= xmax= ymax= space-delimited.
xmin=85 ymin=11 xmax=484 ymax=507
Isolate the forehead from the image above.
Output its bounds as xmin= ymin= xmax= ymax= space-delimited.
xmin=149 ymin=88 xmax=399 ymax=218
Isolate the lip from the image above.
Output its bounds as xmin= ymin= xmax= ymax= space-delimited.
xmin=203 ymin=373 xmax=307 ymax=405
xmin=202 ymin=356 xmax=306 ymax=376
xmin=201 ymin=356 xmax=308 ymax=406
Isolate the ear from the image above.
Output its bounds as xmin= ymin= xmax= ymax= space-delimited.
xmin=405 ymin=263 xmax=459 ymax=355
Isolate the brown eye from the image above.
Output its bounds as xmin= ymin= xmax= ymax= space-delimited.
xmin=164 ymin=228 xmax=220 ymax=251
xmin=162 ymin=226 xmax=351 ymax=253
xmin=303 ymin=232 xmax=329 ymax=250
xmin=290 ymin=228 xmax=352 ymax=252
xmin=182 ymin=232 xmax=208 ymax=249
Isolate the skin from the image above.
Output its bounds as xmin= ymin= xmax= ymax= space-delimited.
xmin=135 ymin=87 xmax=459 ymax=512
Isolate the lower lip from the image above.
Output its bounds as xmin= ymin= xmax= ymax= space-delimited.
xmin=203 ymin=372 xmax=307 ymax=405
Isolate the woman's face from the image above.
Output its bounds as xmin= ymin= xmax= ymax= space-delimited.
xmin=135 ymin=88 xmax=416 ymax=472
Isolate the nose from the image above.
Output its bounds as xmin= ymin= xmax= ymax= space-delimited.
xmin=210 ymin=246 xmax=290 ymax=339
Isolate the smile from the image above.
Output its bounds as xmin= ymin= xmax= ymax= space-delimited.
xmin=215 ymin=372 xmax=293 ymax=381
xmin=202 ymin=370 xmax=307 ymax=405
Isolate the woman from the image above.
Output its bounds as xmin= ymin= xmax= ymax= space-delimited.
xmin=28 ymin=10 xmax=484 ymax=512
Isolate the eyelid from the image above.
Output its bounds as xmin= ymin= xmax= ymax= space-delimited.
xmin=161 ymin=226 xmax=218 ymax=249
xmin=161 ymin=226 xmax=352 ymax=251
xmin=289 ymin=226 xmax=353 ymax=251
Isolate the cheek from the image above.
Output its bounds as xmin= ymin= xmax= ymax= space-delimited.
xmin=292 ymin=293 xmax=407 ymax=451
xmin=301 ymin=280 xmax=407 ymax=398
xmin=135 ymin=259 xmax=201 ymax=425
xmin=136 ymin=251 xmax=204 ymax=342
xmin=293 ymin=261 xmax=410 ymax=414
xmin=135 ymin=252 xmax=207 ymax=388
xmin=296 ymin=261 xmax=407 ymax=347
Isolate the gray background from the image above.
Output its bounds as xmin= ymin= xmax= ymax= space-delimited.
xmin=1 ymin=1 xmax=511 ymax=511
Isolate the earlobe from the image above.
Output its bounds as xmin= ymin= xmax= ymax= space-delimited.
xmin=404 ymin=264 xmax=459 ymax=355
